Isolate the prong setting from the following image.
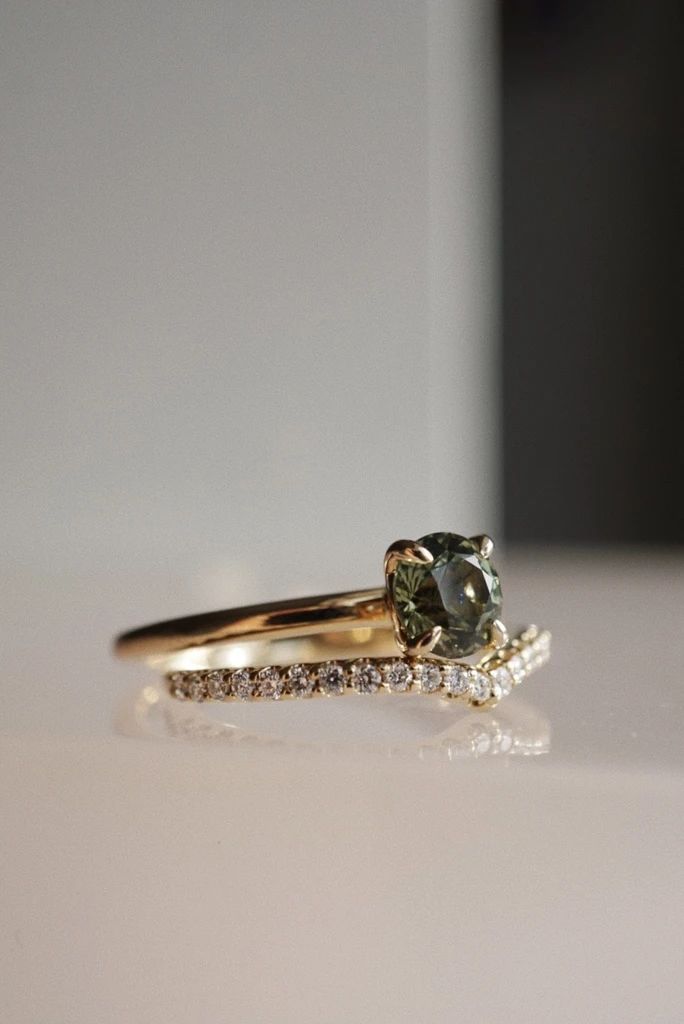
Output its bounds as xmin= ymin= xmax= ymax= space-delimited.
xmin=383 ymin=539 xmax=433 ymax=576
xmin=470 ymin=534 xmax=494 ymax=558
xmin=384 ymin=538 xmax=434 ymax=653
xmin=404 ymin=625 xmax=443 ymax=658
xmin=488 ymin=619 xmax=509 ymax=649
xmin=385 ymin=532 xmax=504 ymax=660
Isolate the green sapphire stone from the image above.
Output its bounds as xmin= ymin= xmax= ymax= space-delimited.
xmin=389 ymin=532 xmax=502 ymax=658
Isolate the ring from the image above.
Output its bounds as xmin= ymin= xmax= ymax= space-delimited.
xmin=114 ymin=531 xmax=551 ymax=709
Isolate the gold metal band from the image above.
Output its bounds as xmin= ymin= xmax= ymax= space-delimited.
xmin=115 ymin=587 xmax=389 ymax=666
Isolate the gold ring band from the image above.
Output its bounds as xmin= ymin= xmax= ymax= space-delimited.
xmin=115 ymin=588 xmax=390 ymax=664
xmin=114 ymin=531 xmax=552 ymax=710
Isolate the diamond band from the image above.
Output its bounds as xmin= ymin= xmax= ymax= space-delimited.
xmin=167 ymin=627 xmax=551 ymax=709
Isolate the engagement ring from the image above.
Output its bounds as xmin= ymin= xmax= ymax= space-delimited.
xmin=115 ymin=532 xmax=551 ymax=709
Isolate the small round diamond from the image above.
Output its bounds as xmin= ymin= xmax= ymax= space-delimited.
xmin=535 ymin=630 xmax=551 ymax=652
xmin=350 ymin=659 xmax=381 ymax=694
xmin=489 ymin=665 xmax=513 ymax=697
xmin=285 ymin=664 xmax=314 ymax=698
xmin=507 ymin=654 xmax=525 ymax=684
xmin=469 ymin=670 xmax=491 ymax=704
xmin=413 ymin=661 xmax=442 ymax=694
xmin=231 ymin=668 xmax=254 ymax=701
xmin=488 ymin=678 xmax=503 ymax=704
xmin=186 ymin=672 xmax=206 ymax=702
xmin=256 ymin=666 xmax=284 ymax=700
xmin=206 ymin=670 xmax=229 ymax=700
xmin=382 ymin=659 xmax=412 ymax=692
xmin=521 ymin=645 xmax=535 ymax=667
xmin=442 ymin=664 xmax=471 ymax=697
xmin=168 ymin=672 xmax=187 ymax=699
xmin=532 ymin=631 xmax=551 ymax=666
xmin=318 ymin=662 xmax=346 ymax=695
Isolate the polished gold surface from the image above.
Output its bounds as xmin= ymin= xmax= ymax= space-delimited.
xmin=404 ymin=624 xmax=444 ymax=657
xmin=115 ymin=588 xmax=389 ymax=662
xmin=383 ymin=539 xmax=433 ymax=574
xmin=488 ymin=618 xmax=509 ymax=648
xmin=470 ymin=534 xmax=495 ymax=558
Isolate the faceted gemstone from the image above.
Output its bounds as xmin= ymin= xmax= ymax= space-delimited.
xmin=285 ymin=664 xmax=314 ymax=698
xmin=535 ymin=630 xmax=551 ymax=655
xmin=521 ymin=645 xmax=535 ymax=667
xmin=531 ymin=631 xmax=551 ymax=669
xmin=186 ymin=672 xmax=206 ymax=702
xmin=487 ymin=676 xmax=503 ymax=705
xmin=389 ymin=532 xmax=502 ymax=658
xmin=350 ymin=659 xmax=381 ymax=694
xmin=231 ymin=668 xmax=254 ymax=701
xmin=442 ymin=664 xmax=471 ymax=697
xmin=489 ymin=665 xmax=513 ymax=697
xmin=382 ymin=659 xmax=412 ymax=692
xmin=256 ymin=666 xmax=284 ymax=700
xmin=412 ymin=661 xmax=442 ymax=694
xmin=318 ymin=662 xmax=347 ymax=695
xmin=168 ymin=672 xmax=187 ymax=700
xmin=206 ymin=670 xmax=229 ymax=700
xmin=469 ymin=670 xmax=491 ymax=704
xmin=506 ymin=654 xmax=525 ymax=685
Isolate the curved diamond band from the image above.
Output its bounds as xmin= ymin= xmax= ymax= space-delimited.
xmin=165 ymin=627 xmax=551 ymax=709
xmin=115 ymin=531 xmax=552 ymax=710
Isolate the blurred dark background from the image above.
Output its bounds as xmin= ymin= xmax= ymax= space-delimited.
xmin=502 ymin=0 xmax=683 ymax=542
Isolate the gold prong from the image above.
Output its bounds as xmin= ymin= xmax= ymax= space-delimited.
xmin=405 ymin=625 xmax=443 ymax=657
xmin=383 ymin=539 xmax=433 ymax=575
xmin=488 ymin=619 xmax=509 ymax=648
xmin=470 ymin=534 xmax=494 ymax=558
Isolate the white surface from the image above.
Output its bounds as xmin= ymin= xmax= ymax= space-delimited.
xmin=1 ymin=0 xmax=498 ymax=586
xmin=2 ymin=551 xmax=683 ymax=1023
xmin=3 ymin=4 xmax=680 ymax=1020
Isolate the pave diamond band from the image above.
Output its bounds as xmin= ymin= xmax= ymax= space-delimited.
xmin=166 ymin=627 xmax=551 ymax=710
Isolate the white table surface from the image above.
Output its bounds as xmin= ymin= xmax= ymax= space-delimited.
xmin=2 ymin=549 xmax=683 ymax=1023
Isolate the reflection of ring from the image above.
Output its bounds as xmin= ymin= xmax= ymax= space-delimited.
xmin=114 ymin=531 xmax=552 ymax=710
xmin=118 ymin=684 xmax=551 ymax=761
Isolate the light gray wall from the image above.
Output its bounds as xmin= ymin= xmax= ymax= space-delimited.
xmin=1 ymin=1 xmax=498 ymax=599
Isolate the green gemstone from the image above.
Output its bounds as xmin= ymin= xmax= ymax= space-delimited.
xmin=389 ymin=532 xmax=502 ymax=658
